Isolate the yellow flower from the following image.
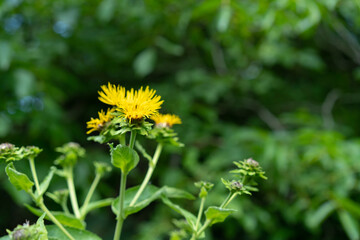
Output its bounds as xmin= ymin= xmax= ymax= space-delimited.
xmin=97 ymin=83 xmax=163 ymax=122
xmin=119 ymin=86 xmax=163 ymax=122
xmin=151 ymin=114 xmax=182 ymax=128
xmin=98 ymin=83 xmax=125 ymax=106
xmin=86 ymin=108 xmax=115 ymax=134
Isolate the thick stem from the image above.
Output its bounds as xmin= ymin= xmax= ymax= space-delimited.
xmin=129 ymin=143 xmax=163 ymax=206
xmin=80 ymin=173 xmax=101 ymax=219
xmin=129 ymin=130 xmax=137 ymax=148
xmin=66 ymin=166 xmax=81 ymax=218
xmin=113 ymin=130 xmax=136 ymax=240
xmin=113 ymin=173 xmax=127 ymax=240
xmin=28 ymin=158 xmax=41 ymax=195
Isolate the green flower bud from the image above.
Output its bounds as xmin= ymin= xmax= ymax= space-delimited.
xmin=55 ymin=142 xmax=85 ymax=167
xmin=94 ymin=161 xmax=112 ymax=176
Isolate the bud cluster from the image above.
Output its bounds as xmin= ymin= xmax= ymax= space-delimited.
xmin=0 ymin=143 xmax=42 ymax=162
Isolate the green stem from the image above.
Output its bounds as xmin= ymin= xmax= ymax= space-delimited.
xmin=80 ymin=173 xmax=101 ymax=219
xmin=190 ymin=197 xmax=206 ymax=240
xmin=39 ymin=200 xmax=75 ymax=240
xmin=119 ymin=134 xmax=126 ymax=145
xmin=113 ymin=130 xmax=137 ymax=240
xmin=28 ymin=158 xmax=40 ymax=195
xmin=66 ymin=166 xmax=81 ymax=218
xmin=27 ymin=164 xmax=74 ymax=240
xmin=220 ymin=192 xmax=232 ymax=208
xmin=129 ymin=143 xmax=163 ymax=206
xmin=113 ymin=173 xmax=127 ymax=240
xmin=223 ymin=192 xmax=237 ymax=208
xmin=196 ymin=219 xmax=211 ymax=238
xmin=129 ymin=130 xmax=137 ymax=148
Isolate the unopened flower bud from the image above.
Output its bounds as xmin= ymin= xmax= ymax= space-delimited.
xmin=231 ymin=181 xmax=243 ymax=191
xmin=0 ymin=143 xmax=14 ymax=151
xmin=245 ymin=158 xmax=259 ymax=167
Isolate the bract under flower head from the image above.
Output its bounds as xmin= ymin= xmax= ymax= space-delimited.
xmin=118 ymin=86 xmax=163 ymax=122
xmin=98 ymin=83 xmax=126 ymax=106
xmin=151 ymin=114 xmax=181 ymax=128
xmin=87 ymin=108 xmax=115 ymax=134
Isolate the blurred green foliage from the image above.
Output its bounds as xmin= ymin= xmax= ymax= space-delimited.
xmin=1 ymin=0 xmax=360 ymax=239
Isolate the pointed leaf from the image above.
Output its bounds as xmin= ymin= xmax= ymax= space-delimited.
xmin=205 ymin=206 xmax=236 ymax=225
xmin=39 ymin=167 xmax=57 ymax=197
xmin=5 ymin=163 xmax=34 ymax=193
xmin=25 ymin=204 xmax=85 ymax=230
xmin=112 ymin=184 xmax=161 ymax=217
xmin=161 ymin=197 xmax=197 ymax=230
xmin=109 ymin=144 xmax=139 ymax=174
xmin=161 ymin=186 xmax=195 ymax=200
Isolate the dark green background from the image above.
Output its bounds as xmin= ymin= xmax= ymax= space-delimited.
xmin=1 ymin=0 xmax=360 ymax=239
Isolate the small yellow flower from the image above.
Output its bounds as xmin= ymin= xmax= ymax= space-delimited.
xmin=119 ymin=86 xmax=163 ymax=122
xmin=86 ymin=108 xmax=115 ymax=134
xmin=151 ymin=114 xmax=182 ymax=128
xmin=98 ymin=83 xmax=125 ymax=106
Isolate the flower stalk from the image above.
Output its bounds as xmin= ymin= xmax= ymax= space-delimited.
xmin=130 ymin=143 xmax=163 ymax=206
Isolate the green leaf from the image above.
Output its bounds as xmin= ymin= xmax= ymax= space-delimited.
xmin=38 ymin=167 xmax=57 ymax=197
xmin=205 ymin=206 xmax=236 ymax=225
xmin=161 ymin=197 xmax=197 ymax=230
xmin=46 ymin=225 xmax=101 ymax=240
xmin=338 ymin=210 xmax=359 ymax=240
xmin=82 ymin=198 xmax=114 ymax=216
xmin=112 ymin=185 xmax=194 ymax=217
xmin=25 ymin=204 xmax=85 ymax=230
xmin=305 ymin=201 xmax=337 ymax=229
xmin=133 ymin=48 xmax=157 ymax=77
xmin=161 ymin=186 xmax=195 ymax=200
xmin=109 ymin=144 xmax=139 ymax=174
xmin=112 ymin=184 xmax=161 ymax=217
xmin=0 ymin=236 xmax=9 ymax=240
xmin=5 ymin=162 xmax=34 ymax=193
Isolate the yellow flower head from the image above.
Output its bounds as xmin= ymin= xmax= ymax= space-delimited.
xmin=98 ymin=83 xmax=125 ymax=106
xmin=151 ymin=114 xmax=182 ymax=128
xmin=86 ymin=108 xmax=115 ymax=134
xmin=119 ymin=86 xmax=163 ymax=122
xmin=97 ymin=83 xmax=163 ymax=122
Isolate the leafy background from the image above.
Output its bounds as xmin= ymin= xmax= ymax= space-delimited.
xmin=1 ymin=0 xmax=360 ymax=239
